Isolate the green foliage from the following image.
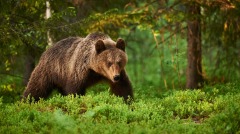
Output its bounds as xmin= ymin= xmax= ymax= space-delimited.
xmin=206 ymin=100 xmax=240 ymax=133
xmin=0 ymin=83 xmax=240 ymax=133
xmin=0 ymin=1 xmax=240 ymax=132
xmin=123 ymin=28 xmax=187 ymax=89
xmin=201 ymin=0 xmax=240 ymax=81
xmin=0 ymin=75 xmax=22 ymax=103
xmin=161 ymin=90 xmax=213 ymax=119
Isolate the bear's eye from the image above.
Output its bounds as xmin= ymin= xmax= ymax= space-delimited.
xmin=107 ymin=62 xmax=112 ymax=67
xmin=117 ymin=61 xmax=121 ymax=67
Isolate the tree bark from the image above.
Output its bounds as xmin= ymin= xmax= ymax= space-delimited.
xmin=46 ymin=0 xmax=53 ymax=46
xmin=23 ymin=51 xmax=35 ymax=86
xmin=186 ymin=3 xmax=204 ymax=89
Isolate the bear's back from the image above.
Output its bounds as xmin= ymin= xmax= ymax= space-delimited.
xmin=47 ymin=33 xmax=113 ymax=56
xmin=39 ymin=33 xmax=115 ymax=65
xmin=43 ymin=37 xmax=83 ymax=58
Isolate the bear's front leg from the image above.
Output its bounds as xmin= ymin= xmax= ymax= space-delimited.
xmin=110 ymin=70 xmax=133 ymax=104
xmin=63 ymin=81 xmax=86 ymax=96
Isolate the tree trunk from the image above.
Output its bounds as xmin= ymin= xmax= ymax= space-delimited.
xmin=46 ymin=0 xmax=53 ymax=46
xmin=186 ymin=3 xmax=204 ymax=89
xmin=23 ymin=51 xmax=35 ymax=86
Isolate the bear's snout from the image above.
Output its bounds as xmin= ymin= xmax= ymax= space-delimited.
xmin=113 ymin=75 xmax=120 ymax=82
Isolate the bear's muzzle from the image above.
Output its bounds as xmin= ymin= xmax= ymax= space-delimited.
xmin=113 ymin=74 xmax=120 ymax=82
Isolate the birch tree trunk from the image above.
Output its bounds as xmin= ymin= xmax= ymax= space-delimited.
xmin=46 ymin=0 xmax=53 ymax=46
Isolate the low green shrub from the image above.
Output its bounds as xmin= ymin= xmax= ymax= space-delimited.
xmin=0 ymin=82 xmax=240 ymax=133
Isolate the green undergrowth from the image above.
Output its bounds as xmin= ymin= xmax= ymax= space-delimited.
xmin=0 ymin=82 xmax=240 ymax=134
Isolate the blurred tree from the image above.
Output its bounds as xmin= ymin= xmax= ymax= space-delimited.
xmin=201 ymin=0 xmax=240 ymax=82
xmin=0 ymin=0 xmax=75 ymax=85
xmin=186 ymin=2 xmax=203 ymax=89
xmin=0 ymin=0 xmax=46 ymax=85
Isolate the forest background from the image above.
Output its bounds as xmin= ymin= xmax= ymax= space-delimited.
xmin=1 ymin=0 xmax=239 ymax=101
xmin=0 ymin=0 xmax=240 ymax=133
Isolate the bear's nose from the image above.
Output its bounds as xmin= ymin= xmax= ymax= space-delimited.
xmin=113 ymin=75 xmax=120 ymax=82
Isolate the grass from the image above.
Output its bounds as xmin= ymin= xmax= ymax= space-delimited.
xmin=0 ymin=82 xmax=240 ymax=134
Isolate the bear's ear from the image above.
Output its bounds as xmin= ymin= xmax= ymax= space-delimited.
xmin=95 ymin=40 xmax=106 ymax=54
xmin=116 ymin=38 xmax=125 ymax=52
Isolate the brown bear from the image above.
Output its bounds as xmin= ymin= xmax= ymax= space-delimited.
xmin=23 ymin=32 xmax=133 ymax=103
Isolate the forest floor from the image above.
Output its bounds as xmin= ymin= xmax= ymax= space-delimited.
xmin=0 ymin=82 xmax=240 ymax=134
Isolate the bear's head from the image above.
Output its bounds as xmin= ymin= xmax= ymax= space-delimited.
xmin=92 ymin=38 xmax=127 ymax=83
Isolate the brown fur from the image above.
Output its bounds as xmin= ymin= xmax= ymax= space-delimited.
xmin=23 ymin=33 xmax=133 ymax=102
